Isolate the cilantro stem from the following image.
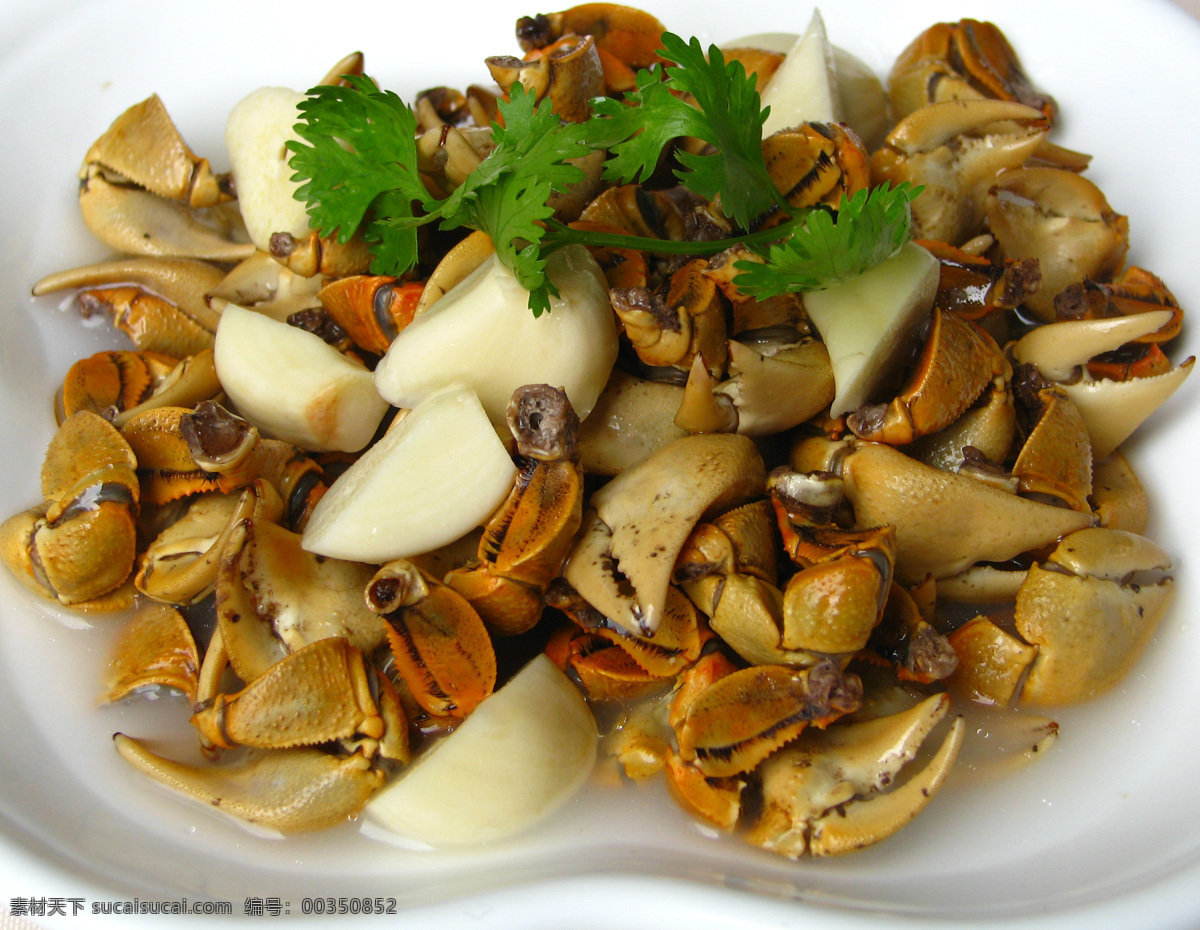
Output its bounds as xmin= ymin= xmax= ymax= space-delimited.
xmin=541 ymin=212 xmax=812 ymax=259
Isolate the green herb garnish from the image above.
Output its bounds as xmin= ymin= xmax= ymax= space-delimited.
xmin=585 ymin=32 xmax=781 ymax=230
xmin=731 ymin=183 xmax=923 ymax=297
xmin=288 ymin=77 xmax=592 ymax=316
xmin=286 ymin=33 xmax=920 ymax=316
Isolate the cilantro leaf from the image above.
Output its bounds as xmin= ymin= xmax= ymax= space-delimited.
xmin=587 ymin=69 xmax=693 ymax=182
xmin=436 ymin=83 xmax=590 ymax=314
xmin=435 ymin=82 xmax=586 ymax=233
xmin=287 ymin=49 xmax=919 ymax=319
xmin=586 ymin=32 xmax=780 ymax=230
xmin=287 ymin=75 xmax=428 ymax=274
xmin=731 ymin=183 xmax=923 ymax=297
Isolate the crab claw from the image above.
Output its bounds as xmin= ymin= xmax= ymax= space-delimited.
xmin=676 ymin=661 xmax=863 ymax=778
xmin=191 ymin=638 xmax=384 ymax=752
xmin=746 ymin=693 xmax=965 ymax=857
xmin=794 ymin=438 xmax=1092 ymax=584
xmin=2 ymin=411 xmax=141 ymax=607
xmin=676 ymin=338 xmax=835 ymax=438
xmin=871 ymin=98 xmax=1049 ymax=244
xmin=33 ymin=257 xmax=225 ymax=357
xmin=83 ymin=94 xmax=232 ymax=208
xmin=1016 ymin=527 xmax=1173 ymax=705
xmin=113 ymin=734 xmax=383 ymax=834
xmin=985 ymin=167 xmax=1128 ymax=321
xmin=381 ymin=569 xmax=497 ymax=720
xmin=101 ymin=604 xmax=200 ymax=704
xmin=1011 ymin=311 xmax=1175 ymax=382
xmin=78 ymin=166 xmax=253 ymax=263
xmin=564 ymin=432 xmax=766 ymax=635
xmin=1060 ymin=362 xmax=1194 ymax=461
xmin=214 ymin=481 xmax=386 ymax=683
xmin=1011 ymin=311 xmax=1194 ymax=458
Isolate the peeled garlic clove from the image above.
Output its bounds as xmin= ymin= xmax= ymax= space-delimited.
xmin=373 ymin=244 xmax=618 ymax=427
xmin=759 ymin=11 xmax=842 ymax=135
xmin=226 ymin=87 xmax=314 ymax=252
xmin=366 ymin=654 xmax=597 ymax=845
xmin=803 ymin=242 xmax=939 ymax=418
xmin=214 ymin=304 xmax=387 ymax=452
xmin=721 ymin=28 xmax=888 ymax=150
xmin=302 ymin=383 xmax=516 ymax=563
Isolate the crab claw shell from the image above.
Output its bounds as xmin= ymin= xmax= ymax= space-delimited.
xmin=947 ymin=615 xmax=1037 ymax=706
xmin=0 ymin=504 xmax=138 ymax=612
xmin=872 ymin=98 xmax=1049 ymax=243
xmin=101 ymin=604 xmax=200 ymax=704
xmin=1091 ymin=450 xmax=1149 ymax=534
xmin=985 ymin=167 xmax=1128 ymax=321
xmin=32 ymin=257 xmax=225 ymax=337
xmin=703 ymin=572 xmax=824 ymax=668
xmin=216 ymin=481 xmax=386 ymax=683
xmin=366 ymin=558 xmax=430 ymax=614
xmin=79 ymin=167 xmax=254 ymax=263
xmin=936 ymin=564 xmax=1027 ymax=605
xmin=747 ymin=693 xmax=964 ymax=857
xmin=577 ymin=370 xmax=688 ymax=476
xmin=517 ymin=5 xmax=667 ymax=69
xmin=210 ymin=251 xmax=326 ymax=324
xmin=83 ymin=94 xmax=231 ymax=208
xmin=136 ymin=492 xmax=244 ymax=605
xmin=1010 ymin=388 xmax=1093 ymax=513
xmin=677 ymin=661 xmax=862 ymax=778
xmin=564 ymin=433 xmax=766 ymax=635
xmin=663 ymin=749 xmax=744 ymax=832
xmin=796 ymin=438 xmax=1092 ymax=584
xmin=1016 ymin=528 xmax=1173 ymax=705
xmin=59 ymin=349 xmax=176 ymax=425
xmin=413 ymin=230 xmax=494 ymax=316
xmin=907 ymin=377 xmax=1016 ymax=473
xmin=1059 ymin=359 xmax=1194 ymax=461
xmin=710 ymin=338 xmax=835 ymax=437
xmin=33 ymin=411 xmax=141 ymax=605
xmin=1010 ymin=310 xmax=1177 ymax=382
xmin=113 ymin=735 xmax=382 ymax=834
xmin=383 ymin=575 xmax=497 ymax=720
xmin=112 ymin=350 xmax=222 ymax=429
xmin=0 ymin=508 xmax=53 ymax=602
xmin=191 ymin=638 xmax=381 ymax=751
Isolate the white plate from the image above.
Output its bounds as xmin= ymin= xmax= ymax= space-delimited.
xmin=2 ymin=1 xmax=1199 ymax=928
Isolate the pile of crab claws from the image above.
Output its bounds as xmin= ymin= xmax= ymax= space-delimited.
xmin=746 ymin=693 xmax=965 ymax=857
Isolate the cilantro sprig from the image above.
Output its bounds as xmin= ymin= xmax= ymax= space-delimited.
xmin=288 ymin=77 xmax=591 ymax=316
xmin=286 ymin=34 xmax=922 ymax=317
xmin=586 ymin=33 xmax=781 ymax=229
xmin=732 ymin=183 xmax=923 ymax=296
xmin=287 ymin=75 xmax=426 ymax=273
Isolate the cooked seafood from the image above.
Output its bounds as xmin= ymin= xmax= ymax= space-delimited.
xmin=4 ymin=6 xmax=1192 ymax=862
